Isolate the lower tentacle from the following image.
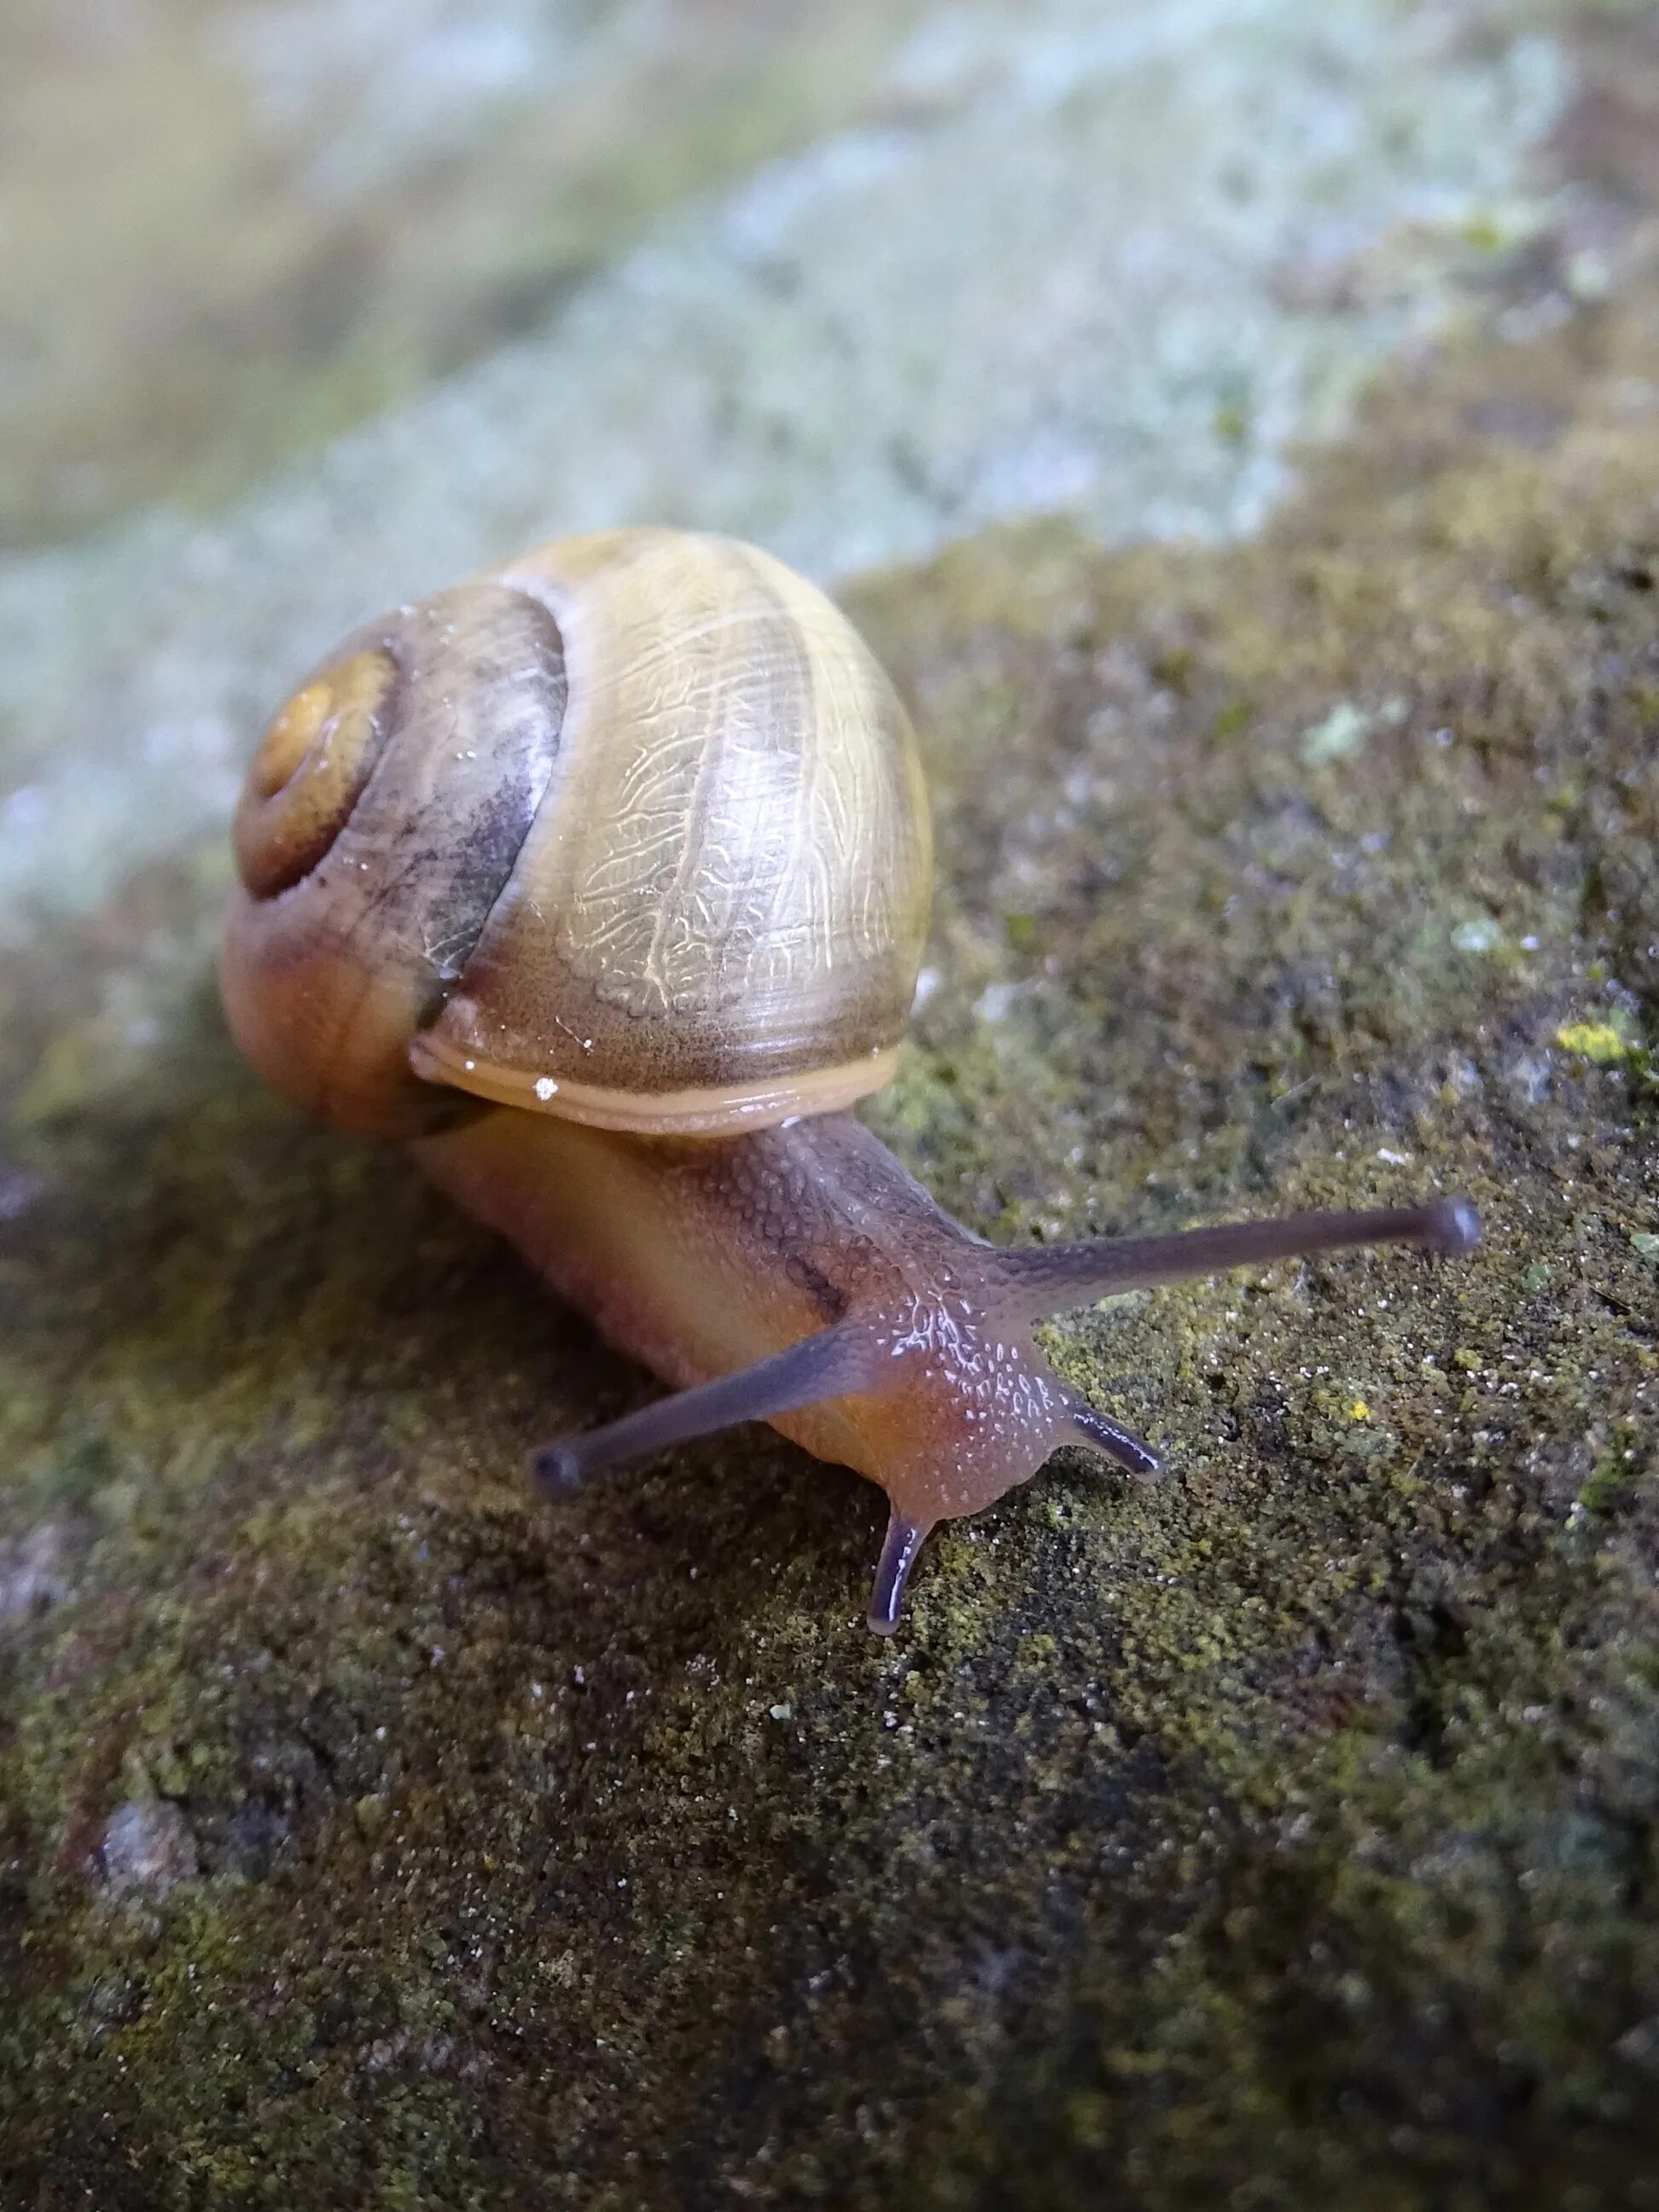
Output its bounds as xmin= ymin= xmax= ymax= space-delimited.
xmin=868 ymin=1508 xmax=931 ymax=1633
xmin=1070 ymin=1403 xmax=1161 ymax=1477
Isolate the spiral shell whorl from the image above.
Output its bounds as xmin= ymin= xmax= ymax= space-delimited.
xmin=222 ymin=581 xmax=568 ymax=1136
xmin=232 ymin=649 xmax=398 ymax=899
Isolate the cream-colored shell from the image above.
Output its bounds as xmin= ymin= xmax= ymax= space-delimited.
xmin=223 ymin=528 xmax=932 ymax=1138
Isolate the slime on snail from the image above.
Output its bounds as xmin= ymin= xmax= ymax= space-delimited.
xmin=221 ymin=527 xmax=1480 ymax=1632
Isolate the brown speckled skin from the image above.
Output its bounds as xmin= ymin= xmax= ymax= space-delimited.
xmin=410 ymin=1107 xmax=1080 ymax=1538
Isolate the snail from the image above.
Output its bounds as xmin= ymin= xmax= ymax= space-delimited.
xmin=222 ymin=527 xmax=1479 ymax=1632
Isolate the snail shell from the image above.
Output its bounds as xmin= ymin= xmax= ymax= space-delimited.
xmin=222 ymin=529 xmax=933 ymax=1138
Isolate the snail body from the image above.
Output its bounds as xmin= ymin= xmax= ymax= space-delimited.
xmin=224 ymin=527 xmax=1478 ymax=1631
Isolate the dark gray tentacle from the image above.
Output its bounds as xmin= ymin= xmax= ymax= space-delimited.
xmin=992 ymin=1198 xmax=1479 ymax=1328
xmin=534 ymin=1321 xmax=881 ymax=1493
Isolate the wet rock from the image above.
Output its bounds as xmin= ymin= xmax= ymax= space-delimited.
xmin=98 ymin=1801 xmax=201 ymax=1897
xmin=0 ymin=1521 xmax=74 ymax=1633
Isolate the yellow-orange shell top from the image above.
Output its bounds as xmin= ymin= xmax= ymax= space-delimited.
xmin=221 ymin=529 xmax=933 ymax=1138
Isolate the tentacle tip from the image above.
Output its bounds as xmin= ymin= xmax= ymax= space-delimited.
xmin=1426 ymin=1196 xmax=1481 ymax=1256
xmin=531 ymin=1440 xmax=588 ymax=1497
xmin=1071 ymin=1405 xmax=1161 ymax=1479
xmin=866 ymin=1511 xmax=928 ymax=1636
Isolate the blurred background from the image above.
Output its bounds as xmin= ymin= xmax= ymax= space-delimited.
xmin=0 ymin=0 xmax=1567 ymax=946
xmin=0 ymin=0 xmax=1561 ymax=551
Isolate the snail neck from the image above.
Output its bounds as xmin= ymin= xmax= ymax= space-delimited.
xmin=405 ymin=1106 xmax=1086 ymax=1545
xmin=407 ymin=1107 xmax=953 ymax=1391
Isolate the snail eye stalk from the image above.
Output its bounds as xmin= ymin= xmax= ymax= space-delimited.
xmin=532 ymin=1322 xmax=882 ymax=1493
xmin=988 ymin=1197 xmax=1480 ymax=1328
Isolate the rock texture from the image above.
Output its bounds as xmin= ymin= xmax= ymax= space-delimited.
xmin=3 ymin=4 xmax=1658 ymax=2208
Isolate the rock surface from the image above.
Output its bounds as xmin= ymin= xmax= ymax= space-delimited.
xmin=3 ymin=3 xmax=1658 ymax=2207
xmin=98 ymin=1801 xmax=202 ymax=1900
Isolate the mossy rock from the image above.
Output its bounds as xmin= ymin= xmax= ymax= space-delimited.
xmin=6 ymin=11 xmax=1659 ymax=2209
